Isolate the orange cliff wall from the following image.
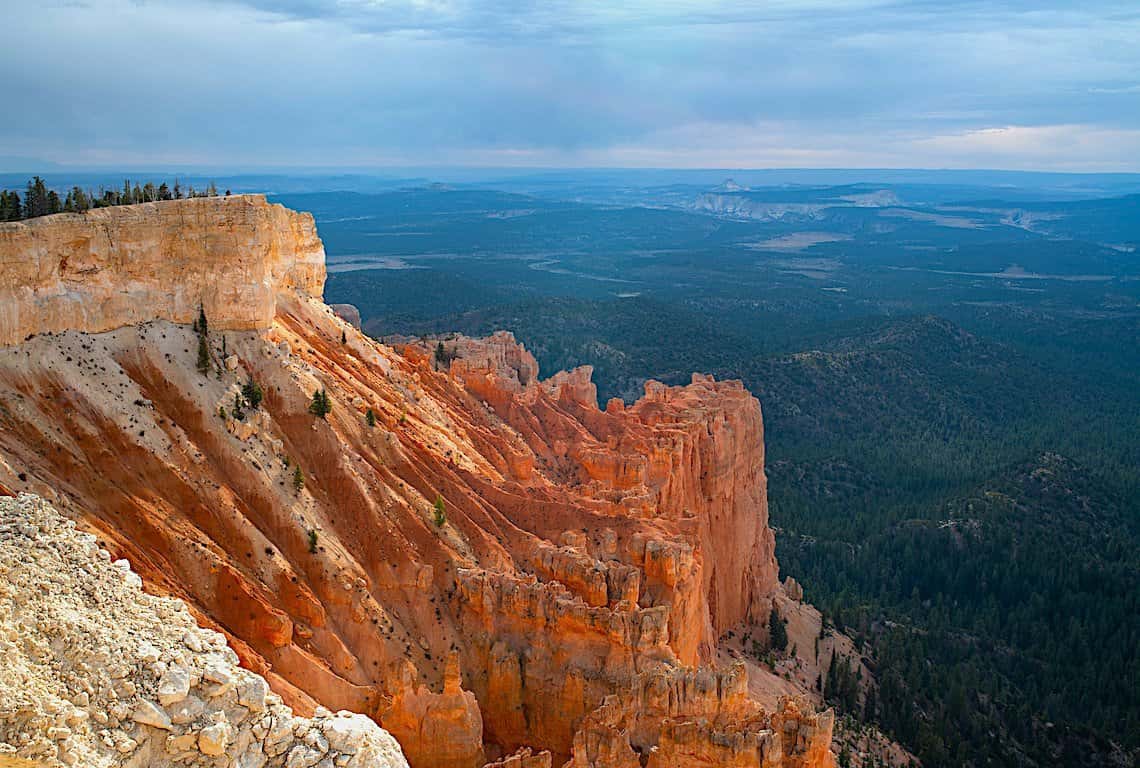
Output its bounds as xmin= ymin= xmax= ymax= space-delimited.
xmin=444 ymin=334 xmax=779 ymax=662
xmin=0 ymin=194 xmax=325 ymax=346
xmin=0 ymin=199 xmax=834 ymax=768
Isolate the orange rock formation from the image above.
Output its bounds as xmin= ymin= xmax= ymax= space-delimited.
xmin=0 ymin=194 xmax=324 ymax=346
xmin=0 ymin=198 xmax=835 ymax=768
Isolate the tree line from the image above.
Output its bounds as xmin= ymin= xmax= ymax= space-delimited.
xmin=0 ymin=176 xmax=229 ymax=221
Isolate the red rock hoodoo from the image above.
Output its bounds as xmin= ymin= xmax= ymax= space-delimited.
xmin=0 ymin=196 xmax=836 ymax=768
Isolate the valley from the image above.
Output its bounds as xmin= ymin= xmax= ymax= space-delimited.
xmin=305 ymin=176 xmax=1140 ymax=768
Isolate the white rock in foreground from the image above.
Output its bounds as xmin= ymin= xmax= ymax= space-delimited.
xmin=0 ymin=493 xmax=409 ymax=768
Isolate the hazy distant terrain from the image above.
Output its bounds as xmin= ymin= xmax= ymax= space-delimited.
xmin=300 ymin=172 xmax=1139 ymax=768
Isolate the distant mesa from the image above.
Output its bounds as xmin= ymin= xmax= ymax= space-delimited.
xmin=715 ymin=177 xmax=749 ymax=192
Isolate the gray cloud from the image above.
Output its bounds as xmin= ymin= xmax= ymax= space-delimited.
xmin=3 ymin=0 xmax=1139 ymax=169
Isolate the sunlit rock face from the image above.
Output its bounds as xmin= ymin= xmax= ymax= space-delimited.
xmin=0 ymin=201 xmax=833 ymax=768
xmin=0 ymin=194 xmax=324 ymax=346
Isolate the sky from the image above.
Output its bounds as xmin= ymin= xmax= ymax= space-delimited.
xmin=3 ymin=0 xmax=1140 ymax=171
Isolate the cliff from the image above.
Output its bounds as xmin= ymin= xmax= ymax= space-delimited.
xmin=0 ymin=198 xmax=838 ymax=768
xmin=0 ymin=195 xmax=325 ymax=347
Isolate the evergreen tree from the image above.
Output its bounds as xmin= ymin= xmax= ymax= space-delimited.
xmin=62 ymin=187 xmax=89 ymax=213
xmin=0 ymin=190 xmax=21 ymax=221
xmin=25 ymin=177 xmax=49 ymax=218
xmin=173 ymin=179 xmax=182 ymax=199
xmin=293 ymin=466 xmax=304 ymax=492
xmin=25 ymin=179 xmax=36 ymax=216
xmin=158 ymin=182 xmax=171 ymax=201
xmin=195 ymin=303 xmax=211 ymax=373
xmin=769 ymin=606 xmax=788 ymax=651
xmin=365 ymin=408 xmax=376 ymax=428
xmin=242 ymin=377 xmax=264 ymax=410
xmin=196 ymin=334 xmax=211 ymax=374
xmin=46 ymin=190 xmax=61 ymax=215
xmin=309 ymin=388 xmax=331 ymax=418
xmin=433 ymin=495 xmax=447 ymax=527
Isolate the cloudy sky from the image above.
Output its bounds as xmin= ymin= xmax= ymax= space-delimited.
xmin=4 ymin=0 xmax=1140 ymax=170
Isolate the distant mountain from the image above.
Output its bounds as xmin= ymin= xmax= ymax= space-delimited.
xmin=715 ymin=177 xmax=750 ymax=192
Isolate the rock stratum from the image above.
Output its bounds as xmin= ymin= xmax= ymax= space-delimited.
xmin=0 ymin=197 xmax=838 ymax=768
xmin=0 ymin=195 xmax=325 ymax=347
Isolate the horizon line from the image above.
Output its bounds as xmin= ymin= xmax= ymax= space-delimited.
xmin=5 ymin=165 xmax=1140 ymax=178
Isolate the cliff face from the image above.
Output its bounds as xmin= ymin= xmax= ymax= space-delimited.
xmin=0 ymin=199 xmax=835 ymax=768
xmin=0 ymin=195 xmax=325 ymax=346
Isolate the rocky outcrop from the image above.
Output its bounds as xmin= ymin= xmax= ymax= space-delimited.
xmin=0 ymin=493 xmax=408 ymax=768
xmin=0 ymin=195 xmax=324 ymax=347
xmin=0 ymin=201 xmax=836 ymax=768
xmin=563 ymin=666 xmax=833 ymax=768
xmin=445 ymin=331 xmax=539 ymax=408
xmin=382 ymin=654 xmax=484 ymax=768
xmin=330 ymin=305 xmax=363 ymax=330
